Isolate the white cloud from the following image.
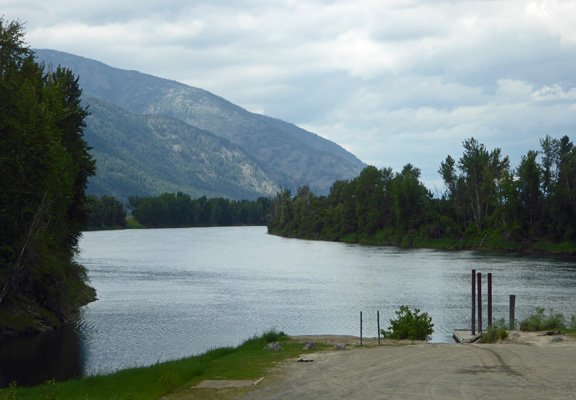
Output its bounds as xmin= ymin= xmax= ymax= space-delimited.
xmin=3 ymin=0 xmax=576 ymax=189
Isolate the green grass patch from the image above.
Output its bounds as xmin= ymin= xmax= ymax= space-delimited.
xmin=530 ymin=242 xmax=576 ymax=254
xmin=125 ymin=216 xmax=147 ymax=229
xmin=0 ymin=330 xmax=325 ymax=400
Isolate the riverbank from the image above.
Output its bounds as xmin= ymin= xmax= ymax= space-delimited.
xmin=274 ymin=230 xmax=576 ymax=257
xmin=5 ymin=331 xmax=575 ymax=400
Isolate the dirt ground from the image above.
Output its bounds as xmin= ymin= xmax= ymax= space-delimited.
xmin=233 ymin=332 xmax=576 ymax=400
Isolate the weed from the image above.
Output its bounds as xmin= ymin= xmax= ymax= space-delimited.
xmin=481 ymin=319 xmax=509 ymax=343
xmin=519 ymin=307 xmax=567 ymax=331
xmin=0 ymin=381 xmax=19 ymax=400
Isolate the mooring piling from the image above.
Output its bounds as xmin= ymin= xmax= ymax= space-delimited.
xmin=477 ymin=272 xmax=482 ymax=333
xmin=509 ymin=294 xmax=516 ymax=330
xmin=471 ymin=269 xmax=476 ymax=335
xmin=488 ymin=273 xmax=493 ymax=327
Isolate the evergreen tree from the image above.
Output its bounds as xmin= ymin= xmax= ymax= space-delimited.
xmin=0 ymin=19 xmax=96 ymax=334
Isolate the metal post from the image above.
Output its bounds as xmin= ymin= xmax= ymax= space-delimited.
xmin=509 ymin=295 xmax=516 ymax=330
xmin=472 ymin=269 xmax=476 ymax=335
xmin=377 ymin=311 xmax=381 ymax=346
xmin=477 ymin=272 xmax=482 ymax=333
xmin=360 ymin=311 xmax=363 ymax=346
xmin=488 ymin=273 xmax=492 ymax=327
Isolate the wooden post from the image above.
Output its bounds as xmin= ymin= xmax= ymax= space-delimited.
xmin=472 ymin=269 xmax=476 ymax=335
xmin=477 ymin=272 xmax=482 ymax=333
xmin=360 ymin=311 xmax=363 ymax=346
xmin=509 ymin=295 xmax=516 ymax=330
xmin=488 ymin=273 xmax=492 ymax=327
xmin=377 ymin=311 xmax=381 ymax=346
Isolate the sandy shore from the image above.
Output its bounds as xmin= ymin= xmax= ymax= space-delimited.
xmin=236 ymin=331 xmax=576 ymax=400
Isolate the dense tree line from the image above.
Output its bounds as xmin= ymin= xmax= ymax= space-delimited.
xmin=0 ymin=20 xmax=96 ymax=334
xmin=268 ymin=136 xmax=576 ymax=249
xmin=127 ymin=193 xmax=272 ymax=228
xmin=87 ymin=195 xmax=127 ymax=229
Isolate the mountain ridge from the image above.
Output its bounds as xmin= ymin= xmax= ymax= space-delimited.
xmin=34 ymin=49 xmax=366 ymax=199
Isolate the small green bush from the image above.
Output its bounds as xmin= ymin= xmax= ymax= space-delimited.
xmin=481 ymin=319 xmax=509 ymax=343
xmin=519 ymin=307 xmax=567 ymax=331
xmin=381 ymin=305 xmax=434 ymax=341
xmin=261 ymin=329 xmax=286 ymax=343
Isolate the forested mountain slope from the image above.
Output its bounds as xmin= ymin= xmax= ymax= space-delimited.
xmin=83 ymin=96 xmax=279 ymax=200
xmin=34 ymin=49 xmax=366 ymax=199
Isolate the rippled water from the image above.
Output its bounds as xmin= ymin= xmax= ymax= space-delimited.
xmin=1 ymin=226 xmax=575 ymax=385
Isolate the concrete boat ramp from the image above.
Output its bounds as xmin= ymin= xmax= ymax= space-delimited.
xmin=453 ymin=329 xmax=482 ymax=343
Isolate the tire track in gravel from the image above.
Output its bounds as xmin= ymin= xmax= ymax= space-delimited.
xmin=239 ymin=341 xmax=576 ymax=400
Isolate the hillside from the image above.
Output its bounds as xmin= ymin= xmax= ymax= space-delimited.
xmin=83 ymin=96 xmax=279 ymax=200
xmin=34 ymin=49 xmax=366 ymax=199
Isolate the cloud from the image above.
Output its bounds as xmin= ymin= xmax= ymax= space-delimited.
xmin=4 ymin=0 xmax=576 ymax=189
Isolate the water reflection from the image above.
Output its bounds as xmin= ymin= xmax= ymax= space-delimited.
xmin=0 ymin=324 xmax=84 ymax=387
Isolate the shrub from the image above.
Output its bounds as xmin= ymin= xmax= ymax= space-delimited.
xmin=381 ymin=305 xmax=434 ymax=341
xmin=519 ymin=307 xmax=567 ymax=331
xmin=481 ymin=319 xmax=509 ymax=343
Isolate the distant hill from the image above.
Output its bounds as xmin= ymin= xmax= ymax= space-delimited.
xmin=34 ymin=49 xmax=366 ymax=200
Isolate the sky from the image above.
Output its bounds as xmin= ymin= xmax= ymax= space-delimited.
xmin=4 ymin=0 xmax=576 ymax=192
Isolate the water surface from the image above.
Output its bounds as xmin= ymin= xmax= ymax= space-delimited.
xmin=1 ymin=226 xmax=575 ymax=385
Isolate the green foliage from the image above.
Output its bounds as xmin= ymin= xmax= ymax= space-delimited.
xmin=0 ymin=382 xmax=19 ymax=400
xmin=0 ymin=19 xmax=96 ymax=335
xmin=3 ymin=330 xmax=293 ymax=400
xmin=381 ymin=305 xmax=434 ymax=341
xmin=260 ymin=328 xmax=287 ymax=344
xmin=128 ymin=193 xmax=271 ymax=228
xmin=267 ymin=135 xmax=576 ymax=254
xmin=519 ymin=307 xmax=568 ymax=331
xmin=481 ymin=319 xmax=509 ymax=343
xmin=87 ymin=195 xmax=127 ymax=229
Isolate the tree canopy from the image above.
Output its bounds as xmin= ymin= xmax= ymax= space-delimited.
xmin=0 ymin=19 xmax=96 ymax=335
xmin=268 ymin=136 xmax=576 ymax=251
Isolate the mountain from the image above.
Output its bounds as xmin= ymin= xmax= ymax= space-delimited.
xmin=34 ymin=49 xmax=366 ymax=200
xmin=83 ymin=96 xmax=279 ymax=200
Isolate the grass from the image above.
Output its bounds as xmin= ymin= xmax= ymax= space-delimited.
xmin=125 ymin=216 xmax=147 ymax=229
xmin=480 ymin=319 xmax=509 ymax=343
xmin=0 ymin=330 xmax=322 ymax=400
xmin=519 ymin=307 xmax=573 ymax=331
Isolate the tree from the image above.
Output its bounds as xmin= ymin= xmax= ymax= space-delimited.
xmin=0 ymin=19 xmax=96 ymax=334
xmin=539 ymin=135 xmax=576 ymax=240
xmin=515 ymin=150 xmax=543 ymax=235
xmin=452 ymin=138 xmax=510 ymax=232
xmin=88 ymin=195 xmax=127 ymax=228
xmin=390 ymin=164 xmax=429 ymax=232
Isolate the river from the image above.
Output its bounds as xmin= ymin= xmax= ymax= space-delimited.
xmin=1 ymin=226 xmax=575 ymax=386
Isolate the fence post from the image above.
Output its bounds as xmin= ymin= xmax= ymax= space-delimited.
xmin=509 ymin=295 xmax=516 ymax=330
xmin=360 ymin=311 xmax=363 ymax=346
xmin=377 ymin=311 xmax=381 ymax=346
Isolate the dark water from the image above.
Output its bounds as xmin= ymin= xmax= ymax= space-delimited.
xmin=1 ymin=226 xmax=575 ymax=386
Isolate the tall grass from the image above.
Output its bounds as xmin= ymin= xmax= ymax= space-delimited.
xmin=520 ymin=307 xmax=568 ymax=331
xmin=480 ymin=319 xmax=509 ymax=343
xmin=0 ymin=329 xmax=287 ymax=400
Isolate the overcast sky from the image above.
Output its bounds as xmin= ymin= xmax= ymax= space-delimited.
xmin=5 ymin=0 xmax=576 ymax=191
